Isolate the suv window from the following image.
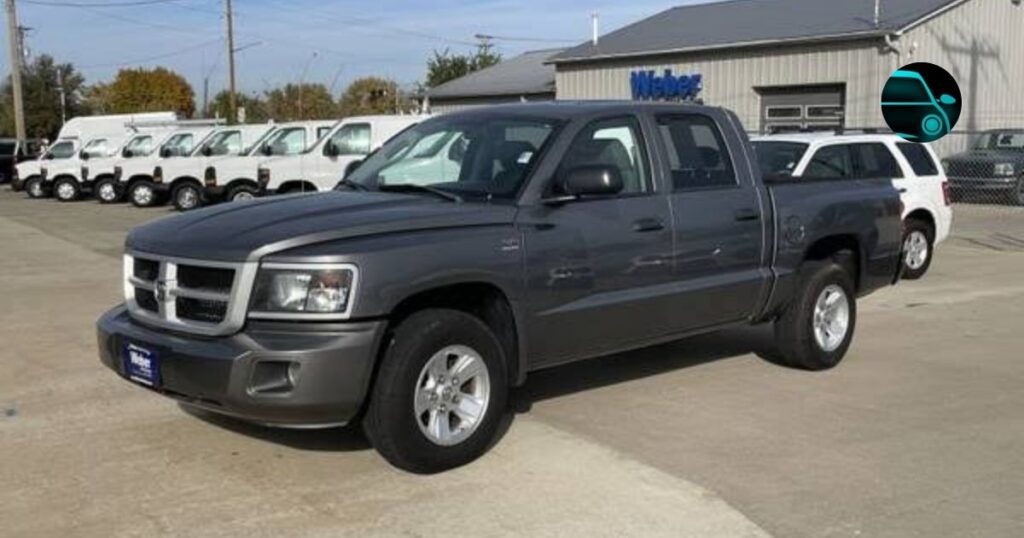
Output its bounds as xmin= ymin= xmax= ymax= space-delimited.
xmin=47 ymin=141 xmax=76 ymax=159
xmin=559 ymin=116 xmax=650 ymax=195
xmin=656 ymin=114 xmax=736 ymax=191
xmin=329 ymin=124 xmax=371 ymax=156
xmin=851 ymin=143 xmax=903 ymax=179
xmin=804 ymin=145 xmax=854 ymax=179
xmin=896 ymin=143 xmax=939 ymax=176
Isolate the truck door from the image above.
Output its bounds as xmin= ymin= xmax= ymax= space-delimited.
xmin=521 ymin=115 xmax=676 ymax=365
xmin=652 ymin=111 xmax=769 ymax=330
xmin=315 ymin=123 xmax=371 ymax=190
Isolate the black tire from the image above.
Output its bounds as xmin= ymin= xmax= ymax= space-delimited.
xmin=226 ymin=184 xmax=259 ymax=203
xmin=1010 ymin=177 xmax=1024 ymax=206
xmin=770 ymin=259 xmax=857 ymax=371
xmin=128 ymin=181 xmax=159 ymax=208
xmin=53 ymin=178 xmax=81 ymax=202
xmin=901 ymin=220 xmax=934 ymax=280
xmin=94 ymin=178 xmax=122 ymax=204
xmin=25 ymin=177 xmax=48 ymax=199
xmin=363 ymin=309 xmax=510 ymax=474
xmin=171 ymin=182 xmax=203 ymax=211
xmin=11 ymin=174 xmax=32 ymax=192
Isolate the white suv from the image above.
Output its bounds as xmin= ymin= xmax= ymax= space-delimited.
xmin=752 ymin=133 xmax=953 ymax=279
xmin=257 ymin=115 xmax=426 ymax=195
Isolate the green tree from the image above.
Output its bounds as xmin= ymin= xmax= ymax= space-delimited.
xmin=103 ymin=67 xmax=195 ymax=118
xmin=0 ymin=54 xmax=89 ymax=140
xmin=263 ymin=83 xmax=338 ymax=121
xmin=425 ymin=46 xmax=503 ymax=88
xmin=209 ymin=91 xmax=269 ymax=123
xmin=338 ymin=77 xmax=411 ymax=116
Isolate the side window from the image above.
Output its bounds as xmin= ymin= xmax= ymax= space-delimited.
xmin=213 ymin=132 xmax=242 ymax=155
xmin=559 ymin=116 xmax=650 ymax=195
xmin=329 ymin=124 xmax=371 ymax=156
xmin=896 ymin=143 xmax=939 ymax=176
xmin=656 ymin=114 xmax=736 ymax=191
xmin=272 ymin=128 xmax=306 ymax=155
xmin=82 ymin=139 xmax=109 ymax=158
xmin=852 ymin=143 xmax=903 ymax=179
xmin=804 ymin=145 xmax=854 ymax=179
xmin=163 ymin=134 xmax=194 ymax=156
xmin=47 ymin=142 xmax=76 ymax=159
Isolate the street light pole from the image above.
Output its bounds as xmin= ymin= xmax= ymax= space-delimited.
xmin=5 ymin=0 xmax=27 ymax=141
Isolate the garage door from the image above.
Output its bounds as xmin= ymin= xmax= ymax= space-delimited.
xmin=758 ymin=85 xmax=845 ymax=134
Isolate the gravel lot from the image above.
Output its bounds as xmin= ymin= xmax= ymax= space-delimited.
xmin=1 ymin=190 xmax=1022 ymax=537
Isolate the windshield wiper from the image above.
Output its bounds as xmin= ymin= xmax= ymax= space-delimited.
xmin=336 ymin=178 xmax=370 ymax=192
xmin=378 ymin=183 xmax=463 ymax=203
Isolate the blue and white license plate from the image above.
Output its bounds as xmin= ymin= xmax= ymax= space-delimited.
xmin=123 ymin=342 xmax=161 ymax=387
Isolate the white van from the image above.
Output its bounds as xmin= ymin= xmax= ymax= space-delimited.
xmin=86 ymin=131 xmax=174 ymax=203
xmin=113 ymin=125 xmax=221 ymax=207
xmin=256 ymin=115 xmax=426 ymax=195
xmin=199 ymin=120 xmax=336 ymax=205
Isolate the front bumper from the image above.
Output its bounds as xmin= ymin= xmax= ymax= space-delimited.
xmin=948 ymin=176 xmax=1018 ymax=192
xmin=97 ymin=305 xmax=386 ymax=427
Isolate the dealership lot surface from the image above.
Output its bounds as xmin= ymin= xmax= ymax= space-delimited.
xmin=1 ymin=191 xmax=1022 ymax=537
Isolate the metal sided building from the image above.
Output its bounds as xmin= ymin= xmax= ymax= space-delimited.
xmin=425 ymin=49 xmax=566 ymax=114
xmin=550 ymin=0 xmax=1024 ymax=152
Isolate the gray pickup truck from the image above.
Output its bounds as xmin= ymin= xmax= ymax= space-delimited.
xmin=98 ymin=102 xmax=903 ymax=473
xmin=943 ymin=129 xmax=1024 ymax=205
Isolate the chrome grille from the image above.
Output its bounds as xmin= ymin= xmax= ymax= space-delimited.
xmin=123 ymin=252 xmax=258 ymax=336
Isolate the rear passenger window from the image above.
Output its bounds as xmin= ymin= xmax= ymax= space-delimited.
xmin=852 ymin=143 xmax=903 ymax=179
xmin=804 ymin=145 xmax=854 ymax=179
xmin=657 ymin=114 xmax=736 ymax=190
xmin=896 ymin=143 xmax=939 ymax=176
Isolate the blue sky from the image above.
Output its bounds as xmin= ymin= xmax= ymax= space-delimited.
xmin=2 ymin=0 xmax=708 ymax=100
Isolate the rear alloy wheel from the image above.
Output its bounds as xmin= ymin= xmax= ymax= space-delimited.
xmin=363 ymin=309 xmax=510 ymax=474
xmin=95 ymin=179 xmax=121 ymax=204
xmin=901 ymin=220 xmax=934 ymax=280
xmin=54 ymin=178 xmax=80 ymax=202
xmin=172 ymin=183 xmax=203 ymax=211
xmin=25 ymin=177 xmax=47 ymax=199
xmin=770 ymin=259 xmax=857 ymax=371
xmin=129 ymin=181 xmax=158 ymax=208
xmin=227 ymin=184 xmax=258 ymax=202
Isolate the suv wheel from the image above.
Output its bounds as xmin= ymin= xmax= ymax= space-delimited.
xmin=25 ymin=177 xmax=47 ymax=199
xmin=129 ymin=181 xmax=158 ymax=208
xmin=172 ymin=183 xmax=202 ymax=211
xmin=363 ymin=309 xmax=510 ymax=474
xmin=95 ymin=179 xmax=121 ymax=204
xmin=1011 ymin=177 xmax=1024 ymax=206
xmin=770 ymin=259 xmax=857 ymax=371
xmin=227 ymin=184 xmax=258 ymax=202
xmin=901 ymin=220 xmax=934 ymax=280
xmin=54 ymin=178 xmax=80 ymax=202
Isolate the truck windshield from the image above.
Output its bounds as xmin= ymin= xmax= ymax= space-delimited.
xmin=752 ymin=141 xmax=809 ymax=177
xmin=345 ymin=116 xmax=560 ymax=201
xmin=974 ymin=132 xmax=1024 ymax=151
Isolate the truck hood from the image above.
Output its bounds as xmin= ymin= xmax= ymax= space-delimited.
xmin=945 ymin=149 xmax=1024 ymax=163
xmin=127 ymin=191 xmax=517 ymax=262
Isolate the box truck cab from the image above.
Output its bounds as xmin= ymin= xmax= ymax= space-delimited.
xmin=156 ymin=123 xmax=277 ymax=210
xmin=256 ymin=116 xmax=425 ymax=196
xmin=115 ymin=124 xmax=220 ymax=207
xmin=201 ymin=121 xmax=335 ymax=205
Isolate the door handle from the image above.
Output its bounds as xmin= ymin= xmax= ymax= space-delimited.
xmin=632 ymin=217 xmax=665 ymax=233
xmin=734 ymin=208 xmax=760 ymax=222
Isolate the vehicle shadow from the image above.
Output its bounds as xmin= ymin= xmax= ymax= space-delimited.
xmin=180 ymin=324 xmax=778 ymax=453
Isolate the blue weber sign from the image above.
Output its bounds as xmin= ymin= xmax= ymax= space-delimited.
xmin=630 ymin=69 xmax=703 ymax=101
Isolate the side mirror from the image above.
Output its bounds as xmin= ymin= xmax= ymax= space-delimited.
xmin=79 ymin=151 xmax=91 ymax=161
xmin=560 ymin=165 xmax=623 ymax=197
xmin=201 ymin=146 xmax=213 ymax=157
xmin=160 ymin=147 xmax=172 ymax=158
xmin=261 ymin=144 xmax=273 ymax=156
xmin=44 ymin=153 xmax=54 ymax=160
xmin=324 ymin=141 xmax=341 ymax=157
xmin=122 ymin=149 xmax=134 ymax=158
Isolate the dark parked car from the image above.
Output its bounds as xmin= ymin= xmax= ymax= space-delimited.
xmin=943 ymin=130 xmax=1024 ymax=205
xmin=97 ymin=102 xmax=903 ymax=473
xmin=1 ymin=138 xmax=44 ymax=187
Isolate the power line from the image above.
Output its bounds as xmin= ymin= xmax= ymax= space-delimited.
xmin=21 ymin=0 xmax=183 ymax=7
xmin=79 ymin=37 xmax=220 ymax=68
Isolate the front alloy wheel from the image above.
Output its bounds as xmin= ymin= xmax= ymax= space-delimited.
xmin=95 ymin=180 xmax=120 ymax=203
xmin=364 ymin=309 xmax=510 ymax=474
xmin=901 ymin=221 xmax=934 ymax=280
xmin=130 ymin=182 xmax=157 ymax=208
xmin=26 ymin=178 xmax=46 ymax=199
xmin=54 ymin=179 xmax=80 ymax=202
xmin=172 ymin=183 xmax=202 ymax=211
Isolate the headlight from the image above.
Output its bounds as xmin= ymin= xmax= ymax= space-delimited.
xmin=994 ymin=163 xmax=1015 ymax=177
xmin=258 ymin=167 xmax=270 ymax=185
xmin=249 ymin=264 xmax=357 ymax=318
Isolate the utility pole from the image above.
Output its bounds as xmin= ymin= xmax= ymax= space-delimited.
xmin=225 ymin=0 xmax=237 ymax=124
xmin=5 ymin=0 xmax=26 ymax=142
xmin=56 ymin=69 xmax=66 ymax=125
